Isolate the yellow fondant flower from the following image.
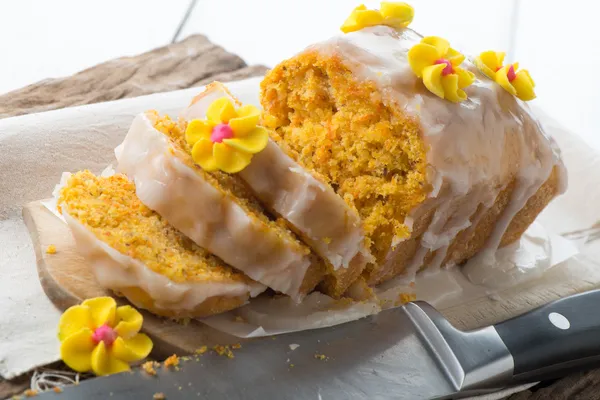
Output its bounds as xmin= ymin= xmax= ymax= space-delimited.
xmin=475 ymin=50 xmax=536 ymax=101
xmin=185 ymin=97 xmax=269 ymax=174
xmin=58 ymin=297 xmax=153 ymax=376
xmin=341 ymin=2 xmax=414 ymax=33
xmin=408 ymin=36 xmax=475 ymax=103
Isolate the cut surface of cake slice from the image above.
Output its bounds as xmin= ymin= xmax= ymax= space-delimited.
xmin=259 ymin=26 xmax=566 ymax=287
xmin=58 ymin=170 xmax=265 ymax=318
xmin=115 ymin=93 xmax=324 ymax=301
xmin=180 ymin=82 xmax=372 ymax=298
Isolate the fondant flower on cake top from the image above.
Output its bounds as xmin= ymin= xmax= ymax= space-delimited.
xmin=475 ymin=51 xmax=536 ymax=101
xmin=408 ymin=36 xmax=475 ymax=103
xmin=185 ymin=97 xmax=269 ymax=173
xmin=58 ymin=297 xmax=153 ymax=376
xmin=341 ymin=2 xmax=414 ymax=33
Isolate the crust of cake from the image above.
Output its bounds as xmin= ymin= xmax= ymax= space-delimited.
xmin=365 ymin=167 xmax=561 ymax=285
xmin=116 ymin=110 xmax=324 ymax=300
xmin=115 ymin=287 xmax=247 ymax=319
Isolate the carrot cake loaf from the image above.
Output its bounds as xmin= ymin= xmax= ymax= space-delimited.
xmin=58 ymin=171 xmax=265 ymax=318
xmin=115 ymin=91 xmax=325 ymax=301
xmin=252 ymin=3 xmax=566 ymax=288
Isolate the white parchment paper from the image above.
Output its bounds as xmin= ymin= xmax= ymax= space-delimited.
xmin=0 ymin=77 xmax=596 ymax=383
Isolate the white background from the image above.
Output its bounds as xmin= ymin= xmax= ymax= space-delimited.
xmin=0 ymin=0 xmax=597 ymax=149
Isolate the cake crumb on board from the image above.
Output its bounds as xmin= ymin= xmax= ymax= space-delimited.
xmin=45 ymin=245 xmax=56 ymax=254
xmin=195 ymin=345 xmax=208 ymax=355
xmin=24 ymin=389 xmax=38 ymax=397
xmin=153 ymin=393 xmax=166 ymax=400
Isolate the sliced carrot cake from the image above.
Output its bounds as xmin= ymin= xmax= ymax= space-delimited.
xmin=115 ymin=92 xmax=325 ymax=301
xmin=58 ymin=170 xmax=265 ymax=318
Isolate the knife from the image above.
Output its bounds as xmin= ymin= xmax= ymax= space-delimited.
xmin=36 ymin=289 xmax=600 ymax=400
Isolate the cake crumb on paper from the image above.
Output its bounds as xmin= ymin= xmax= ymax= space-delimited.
xmin=164 ymin=354 xmax=180 ymax=368
xmin=234 ymin=315 xmax=245 ymax=323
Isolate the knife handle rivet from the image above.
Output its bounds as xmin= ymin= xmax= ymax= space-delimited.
xmin=548 ymin=312 xmax=570 ymax=330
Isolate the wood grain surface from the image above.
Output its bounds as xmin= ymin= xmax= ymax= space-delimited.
xmin=2 ymin=31 xmax=598 ymax=400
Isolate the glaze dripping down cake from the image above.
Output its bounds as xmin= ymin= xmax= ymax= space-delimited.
xmin=250 ymin=25 xmax=566 ymax=293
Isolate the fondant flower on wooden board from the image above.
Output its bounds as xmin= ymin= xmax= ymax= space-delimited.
xmin=185 ymin=97 xmax=269 ymax=173
xmin=475 ymin=51 xmax=536 ymax=101
xmin=58 ymin=297 xmax=153 ymax=376
xmin=341 ymin=2 xmax=414 ymax=33
xmin=408 ymin=36 xmax=475 ymax=103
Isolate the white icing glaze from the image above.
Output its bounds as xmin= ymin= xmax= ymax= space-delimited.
xmin=182 ymin=84 xmax=373 ymax=273
xmin=62 ymin=210 xmax=263 ymax=314
xmin=116 ymin=113 xmax=312 ymax=301
xmin=464 ymin=221 xmax=553 ymax=288
xmin=309 ymin=26 xmax=567 ymax=281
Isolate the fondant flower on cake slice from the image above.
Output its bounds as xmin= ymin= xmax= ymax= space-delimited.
xmin=341 ymin=2 xmax=414 ymax=33
xmin=475 ymin=51 xmax=536 ymax=101
xmin=58 ymin=297 xmax=153 ymax=376
xmin=185 ymin=97 xmax=269 ymax=173
xmin=408 ymin=36 xmax=475 ymax=103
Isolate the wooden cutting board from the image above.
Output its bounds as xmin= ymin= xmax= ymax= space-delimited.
xmin=23 ymin=199 xmax=600 ymax=356
xmin=22 ymin=200 xmax=248 ymax=359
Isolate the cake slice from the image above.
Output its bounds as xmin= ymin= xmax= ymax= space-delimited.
xmin=257 ymin=25 xmax=566 ymax=288
xmin=115 ymin=93 xmax=325 ymax=301
xmin=58 ymin=171 xmax=264 ymax=318
xmin=180 ymin=83 xmax=373 ymax=298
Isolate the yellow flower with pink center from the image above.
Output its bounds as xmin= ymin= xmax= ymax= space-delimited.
xmin=408 ymin=36 xmax=475 ymax=103
xmin=58 ymin=297 xmax=153 ymax=376
xmin=475 ymin=51 xmax=536 ymax=101
xmin=185 ymin=97 xmax=269 ymax=174
xmin=341 ymin=2 xmax=414 ymax=33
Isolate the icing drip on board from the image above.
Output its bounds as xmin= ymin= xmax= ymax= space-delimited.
xmin=310 ymin=26 xmax=566 ymax=282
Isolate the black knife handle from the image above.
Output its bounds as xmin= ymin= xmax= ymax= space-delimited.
xmin=494 ymin=289 xmax=600 ymax=383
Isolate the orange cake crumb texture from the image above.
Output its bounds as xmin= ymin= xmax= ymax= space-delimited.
xmin=260 ymin=52 xmax=429 ymax=268
xmin=58 ymin=171 xmax=252 ymax=286
xmin=164 ymin=354 xmax=180 ymax=368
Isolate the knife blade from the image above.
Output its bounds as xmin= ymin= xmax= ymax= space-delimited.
xmin=37 ymin=289 xmax=600 ymax=400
